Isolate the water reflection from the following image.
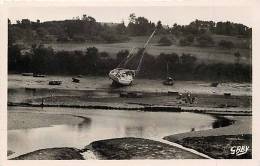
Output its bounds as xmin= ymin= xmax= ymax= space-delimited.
xmin=75 ymin=116 xmax=92 ymax=131
xmin=8 ymin=107 xmax=221 ymax=157
xmin=125 ymin=126 xmax=143 ymax=137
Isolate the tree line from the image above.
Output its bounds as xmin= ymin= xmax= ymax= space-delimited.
xmin=8 ymin=44 xmax=251 ymax=82
xmin=8 ymin=14 xmax=251 ymax=44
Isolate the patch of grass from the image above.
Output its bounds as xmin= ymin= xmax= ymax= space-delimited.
xmin=44 ymin=35 xmax=251 ymax=65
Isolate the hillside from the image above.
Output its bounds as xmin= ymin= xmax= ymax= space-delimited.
xmin=8 ymin=15 xmax=252 ymax=82
xmin=42 ymin=34 xmax=251 ymax=65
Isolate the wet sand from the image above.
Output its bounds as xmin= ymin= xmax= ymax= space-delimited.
xmin=7 ymin=74 xmax=252 ymax=159
xmin=11 ymin=148 xmax=84 ymax=160
xmin=8 ymin=109 xmax=85 ymax=130
xmin=166 ymin=134 xmax=252 ymax=159
xmin=8 ymin=74 xmax=251 ymax=96
xmin=8 ymin=108 xmax=251 ymax=160
xmin=8 ymin=107 xmax=250 ymax=159
xmin=87 ymin=137 xmax=205 ymax=159
xmin=164 ymin=116 xmax=252 ymax=159
xmin=7 ymin=110 xmax=209 ymax=159
xmin=164 ymin=116 xmax=251 ymax=140
xmin=8 ymin=87 xmax=251 ymax=117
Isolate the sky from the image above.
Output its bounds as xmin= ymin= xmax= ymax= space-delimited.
xmin=8 ymin=6 xmax=253 ymax=27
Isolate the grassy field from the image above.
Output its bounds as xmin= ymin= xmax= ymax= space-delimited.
xmin=44 ymin=35 xmax=251 ymax=65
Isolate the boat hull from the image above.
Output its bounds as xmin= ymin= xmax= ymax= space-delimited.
xmin=109 ymin=68 xmax=134 ymax=86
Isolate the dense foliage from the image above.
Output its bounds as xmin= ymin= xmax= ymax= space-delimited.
xmin=8 ymin=14 xmax=251 ymax=44
xmin=158 ymin=36 xmax=173 ymax=46
xmin=8 ymin=44 xmax=251 ymax=82
xmin=218 ymin=40 xmax=234 ymax=49
xmin=8 ymin=14 xmax=252 ymax=82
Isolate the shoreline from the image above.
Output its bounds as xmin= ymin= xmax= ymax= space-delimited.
xmin=8 ymin=102 xmax=252 ymax=116
xmin=8 ymin=74 xmax=252 ymax=97
xmin=8 ymin=110 xmax=87 ymax=130
xmin=8 ymin=84 xmax=252 ymax=116
xmin=8 ymin=107 xmax=214 ymax=159
xmin=7 ymin=75 xmax=252 ymax=159
xmin=8 ymin=105 xmax=251 ymax=159
xmin=163 ymin=115 xmax=252 ymax=159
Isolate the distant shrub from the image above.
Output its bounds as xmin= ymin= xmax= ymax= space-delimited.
xmin=99 ymin=52 xmax=110 ymax=58
xmin=196 ymin=34 xmax=214 ymax=47
xmin=186 ymin=34 xmax=195 ymax=43
xmin=8 ymin=44 xmax=251 ymax=82
xmin=218 ymin=40 xmax=234 ymax=49
xmin=56 ymin=36 xmax=70 ymax=42
xmin=179 ymin=34 xmax=194 ymax=46
xmin=179 ymin=39 xmax=190 ymax=46
xmin=72 ymin=36 xmax=86 ymax=43
xmin=180 ymin=53 xmax=197 ymax=65
xmin=158 ymin=36 xmax=172 ymax=46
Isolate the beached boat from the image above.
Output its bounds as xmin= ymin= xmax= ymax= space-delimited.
xmin=49 ymin=80 xmax=62 ymax=85
xmin=22 ymin=73 xmax=33 ymax=76
xmin=162 ymin=62 xmax=174 ymax=86
xmin=72 ymin=77 xmax=80 ymax=83
xmin=33 ymin=73 xmax=46 ymax=77
xmin=163 ymin=77 xmax=174 ymax=86
xmin=109 ymin=29 xmax=156 ymax=86
xmin=109 ymin=68 xmax=135 ymax=86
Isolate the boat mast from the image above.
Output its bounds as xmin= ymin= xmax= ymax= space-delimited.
xmin=166 ymin=62 xmax=169 ymax=78
xmin=136 ymin=29 xmax=157 ymax=75
xmin=117 ymin=47 xmax=136 ymax=68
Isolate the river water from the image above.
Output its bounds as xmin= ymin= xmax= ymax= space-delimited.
xmin=8 ymin=107 xmax=219 ymax=158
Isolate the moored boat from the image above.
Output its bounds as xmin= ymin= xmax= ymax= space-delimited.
xmin=72 ymin=77 xmax=80 ymax=83
xmin=109 ymin=29 xmax=157 ymax=86
xmin=22 ymin=73 xmax=33 ymax=76
xmin=33 ymin=73 xmax=46 ymax=77
xmin=109 ymin=68 xmax=135 ymax=86
xmin=49 ymin=80 xmax=62 ymax=85
xmin=163 ymin=77 xmax=174 ymax=86
xmin=162 ymin=62 xmax=174 ymax=86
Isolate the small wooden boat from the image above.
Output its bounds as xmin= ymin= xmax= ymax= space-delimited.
xmin=72 ymin=77 xmax=80 ymax=83
xmin=49 ymin=80 xmax=62 ymax=85
xmin=33 ymin=73 xmax=46 ymax=77
xmin=22 ymin=73 xmax=33 ymax=76
xmin=162 ymin=63 xmax=174 ymax=86
xmin=167 ymin=91 xmax=179 ymax=95
xmin=163 ymin=77 xmax=174 ymax=86
xmin=224 ymin=93 xmax=231 ymax=97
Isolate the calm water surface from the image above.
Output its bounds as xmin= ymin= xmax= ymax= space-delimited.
xmin=8 ymin=107 xmax=218 ymax=157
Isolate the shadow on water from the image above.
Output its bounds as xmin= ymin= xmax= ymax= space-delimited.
xmin=189 ymin=116 xmax=233 ymax=132
xmin=212 ymin=116 xmax=234 ymax=129
xmin=74 ymin=116 xmax=92 ymax=131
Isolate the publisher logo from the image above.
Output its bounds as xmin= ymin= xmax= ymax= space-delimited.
xmin=230 ymin=146 xmax=249 ymax=156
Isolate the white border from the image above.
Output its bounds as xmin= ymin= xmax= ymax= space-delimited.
xmin=1 ymin=1 xmax=260 ymax=166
